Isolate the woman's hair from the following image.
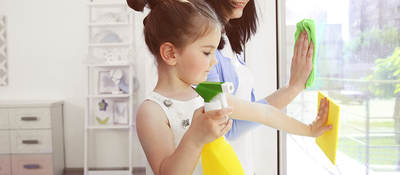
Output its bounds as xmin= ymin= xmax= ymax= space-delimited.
xmin=205 ymin=0 xmax=258 ymax=54
xmin=127 ymin=0 xmax=222 ymax=62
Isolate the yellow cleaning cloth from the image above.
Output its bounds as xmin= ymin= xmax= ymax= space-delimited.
xmin=316 ymin=91 xmax=341 ymax=165
xmin=201 ymin=137 xmax=245 ymax=175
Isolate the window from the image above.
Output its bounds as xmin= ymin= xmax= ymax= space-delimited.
xmin=280 ymin=0 xmax=400 ymax=174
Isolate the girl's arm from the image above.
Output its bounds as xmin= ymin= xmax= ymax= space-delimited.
xmin=224 ymin=98 xmax=268 ymax=140
xmin=136 ymin=101 xmax=200 ymax=175
xmin=136 ymin=101 xmax=232 ymax=175
xmin=207 ymin=55 xmax=263 ymax=140
xmin=227 ymin=94 xmax=331 ymax=137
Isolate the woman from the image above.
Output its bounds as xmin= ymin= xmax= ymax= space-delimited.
xmin=205 ymin=0 xmax=314 ymax=174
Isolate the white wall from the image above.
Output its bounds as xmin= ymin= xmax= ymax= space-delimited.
xmin=246 ymin=0 xmax=278 ymax=174
xmin=0 ymin=0 xmax=148 ymax=169
xmin=0 ymin=0 xmax=88 ymax=168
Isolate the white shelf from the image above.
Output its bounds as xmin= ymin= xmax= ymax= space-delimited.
xmin=87 ymin=125 xmax=130 ymax=129
xmin=87 ymin=2 xmax=126 ymax=7
xmin=87 ymin=63 xmax=131 ymax=68
xmin=88 ymin=43 xmax=130 ymax=47
xmin=89 ymin=23 xmax=130 ymax=27
xmin=85 ymin=1 xmax=135 ymax=174
xmin=87 ymin=170 xmax=131 ymax=175
xmin=88 ymin=94 xmax=130 ymax=98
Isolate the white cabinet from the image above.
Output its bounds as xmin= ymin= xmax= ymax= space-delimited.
xmin=0 ymin=131 xmax=10 ymax=154
xmin=0 ymin=155 xmax=11 ymax=175
xmin=0 ymin=101 xmax=64 ymax=175
xmin=0 ymin=109 xmax=9 ymax=129
xmin=9 ymin=108 xmax=51 ymax=129
xmin=10 ymin=130 xmax=53 ymax=154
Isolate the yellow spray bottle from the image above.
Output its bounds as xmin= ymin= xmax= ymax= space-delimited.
xmin=195 ymin=81 xmax=245 ymax=175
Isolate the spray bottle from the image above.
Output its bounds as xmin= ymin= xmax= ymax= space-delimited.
xmin=195 ymin=81 xmax=245 ymax=175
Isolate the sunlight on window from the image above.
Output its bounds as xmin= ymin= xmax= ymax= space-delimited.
xmin=283 ymin=0 xmax=400 ymax=174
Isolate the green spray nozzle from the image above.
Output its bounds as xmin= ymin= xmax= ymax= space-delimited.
xmin=195 ymin=82 xmax=234 ymax=102
xmin=195 ymin=81 xmax=233 ymax=111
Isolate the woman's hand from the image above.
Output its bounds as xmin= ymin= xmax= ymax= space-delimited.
xmin=289 ymin=31 xmax=314 ymax=92
xmin=186 ymin=107 xmax=233 ymax=147
xmin=308 ymin=97 xmax=332 ymax=137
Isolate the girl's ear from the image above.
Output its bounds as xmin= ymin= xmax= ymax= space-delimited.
xmin=159 ymin=42 xmax=178 ymax=66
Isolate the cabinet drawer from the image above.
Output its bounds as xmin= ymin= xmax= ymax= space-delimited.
xmin=9 ymin=108 xmax=51 ymax=129
xmin=0 ymin=155 xmax=11 ymax=175
xmin=0 ymin=110 xmax=9 ymax=130
xmin=0 ymin=131 xmax=10 ymax=154
xmin=10 ymin=130 xmax=52 ymax=154
xmin=11 ymin=154 xmax=53 ymax=175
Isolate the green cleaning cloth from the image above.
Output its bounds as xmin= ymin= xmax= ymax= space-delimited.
xmin=294 ymin=19 xmax=317 ymax=89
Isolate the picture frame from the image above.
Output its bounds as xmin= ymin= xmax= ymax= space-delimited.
xmin=97 ymin=70 xmax=118 ymax=94
xmin=113 ymin=100 xmax=129 ymax=125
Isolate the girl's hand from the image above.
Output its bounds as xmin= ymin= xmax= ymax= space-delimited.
xmin=309 ymin=97 xmax=332 ymax=137
xmin=186 ymin=107 xmax=233 ymax=147
xmin=289 ymin=31 xmax=314 ymax=92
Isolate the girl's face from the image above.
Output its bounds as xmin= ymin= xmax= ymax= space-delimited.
xmin=229 ymin=0 xmax=249 ymax=19
xmin=175 ymin=27 xmax=221 ymax=85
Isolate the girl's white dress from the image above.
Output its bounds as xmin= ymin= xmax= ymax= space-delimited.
xmin=145 ymin=91 xmax=204 ymax=175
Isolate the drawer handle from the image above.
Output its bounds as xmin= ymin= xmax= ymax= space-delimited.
xmin=23 ymin=164 xmax=41 ymax=169
xmin=21 ymin=116 xmax=38 ymax=121
xmin=22 ymin=140 xmax=39 ymax=144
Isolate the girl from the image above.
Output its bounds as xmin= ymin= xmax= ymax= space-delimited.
xmin=127 ymin=0 xmax=330 ymax=174
xmin=205 ymin=1 xmax=314 ymax=174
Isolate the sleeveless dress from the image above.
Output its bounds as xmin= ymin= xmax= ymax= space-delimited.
xmin=144 ymin=91 xmax=204 ymax=175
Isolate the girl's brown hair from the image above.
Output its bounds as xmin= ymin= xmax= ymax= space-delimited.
xmin=127 ymin=0 xmax=222 ymax=62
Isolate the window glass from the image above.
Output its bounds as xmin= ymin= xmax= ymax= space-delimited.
xmin=282 ymin=0 xmax=400 ymax=174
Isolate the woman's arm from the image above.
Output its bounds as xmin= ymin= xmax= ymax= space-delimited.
xmin=136 ymin=101 xmax=232 ymax=175
xmin=265 ymin=85 xmax=302 ymax=110
xmin=227 ymin=94 xmax=331 ymax=137
xmin=265 ymin=31 xmax=314 ymax=110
